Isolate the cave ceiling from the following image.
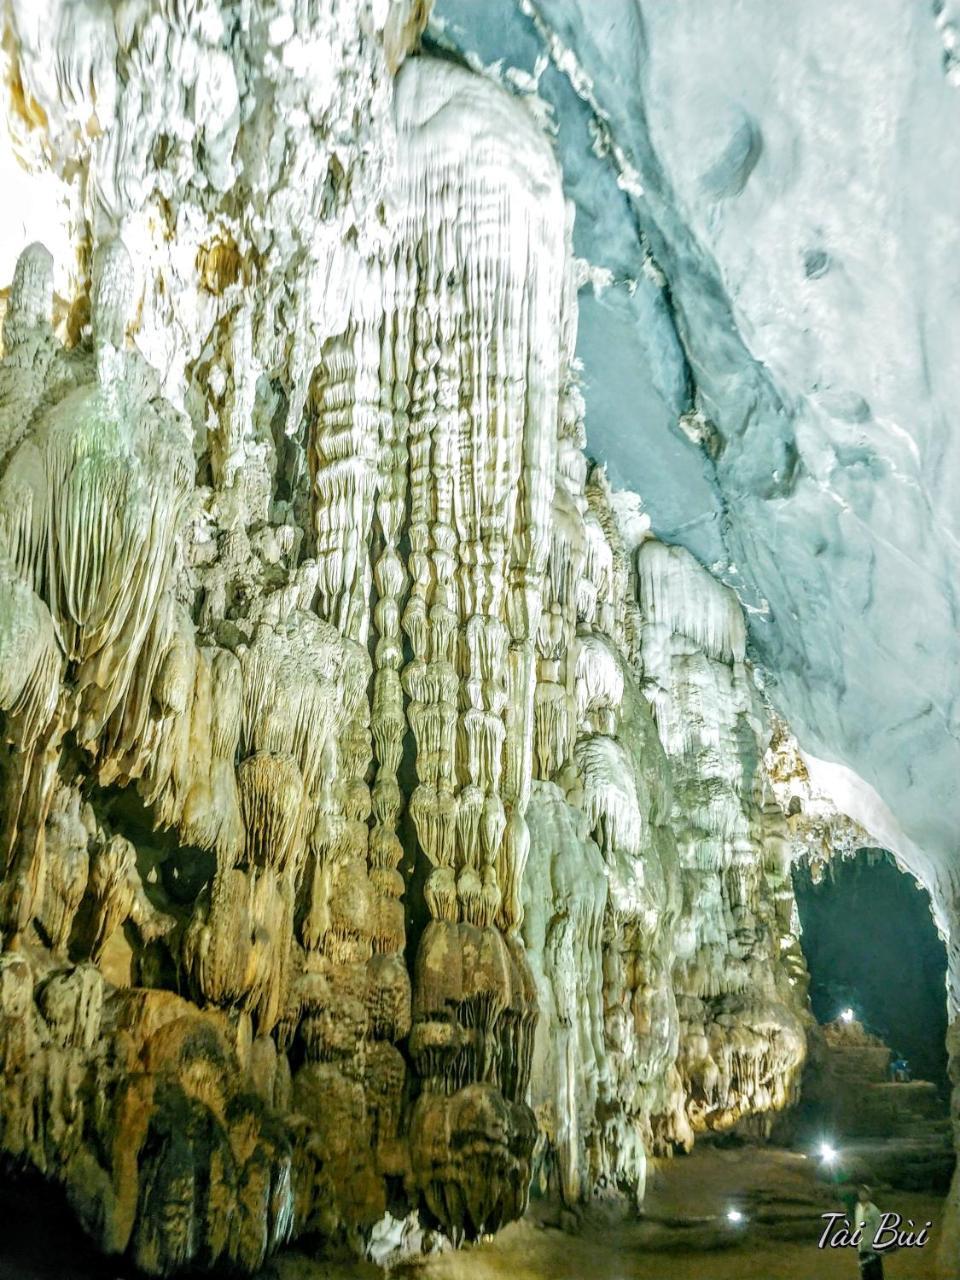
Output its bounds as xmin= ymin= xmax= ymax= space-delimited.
xmin=430 ymin=0 xmax=960 ymax=891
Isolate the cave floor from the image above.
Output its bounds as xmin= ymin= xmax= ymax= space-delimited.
xmin=269 ymin=1146 xmax=946 ymax=1280
xmin=0 ymin=1146 xmax=945 ymax=1280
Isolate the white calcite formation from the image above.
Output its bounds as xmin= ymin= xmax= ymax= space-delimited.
xmin=639 ymin=542 xmax=807 ymax=1137
xmin=422 ymin=5 xmax=960 ymax=1268
xmin=0 ymin=4 xmax=815 ymax=1273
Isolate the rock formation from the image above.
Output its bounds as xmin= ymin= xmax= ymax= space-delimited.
xmin=2 ymin=1 xmax=933 ymax=1274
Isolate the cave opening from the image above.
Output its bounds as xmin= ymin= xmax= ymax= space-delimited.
xmin=782 ymin=846 xmax=956 ymax=1224
xmin=793 ymin=848 xmax=949 ymax=1096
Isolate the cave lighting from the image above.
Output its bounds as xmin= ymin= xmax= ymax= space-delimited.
xmin=819 ymin=1142 xmax=838 ymax=1164
xmin=840 ymin=1007 xmax=854 ymax=1023
xmin=726 ymin=1208 xmax=746 ymax=1224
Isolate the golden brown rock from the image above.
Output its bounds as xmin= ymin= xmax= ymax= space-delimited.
xmin=0 ymin=12 xmax=818 ymax=1274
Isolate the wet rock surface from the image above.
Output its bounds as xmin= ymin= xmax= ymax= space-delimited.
xmin=0 ymin=3 xmax=955 ymax=1275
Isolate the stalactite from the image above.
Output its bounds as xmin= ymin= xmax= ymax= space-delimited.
xmin=387 ymin=54 xmax=571 ymax=1237
xmin=0 ymin=13 xmax=817 ymax=1274
xmin=639 ymin=538 xmax=807 ymax=1136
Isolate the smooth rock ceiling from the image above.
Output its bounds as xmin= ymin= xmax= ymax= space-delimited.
xmin=430 ymin=0 xmax=960 ymax=889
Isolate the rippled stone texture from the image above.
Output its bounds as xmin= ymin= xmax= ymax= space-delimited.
xmin=0 ymin=5 xmax=812 ymax=1272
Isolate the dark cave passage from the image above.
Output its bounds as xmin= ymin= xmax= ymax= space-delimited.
xmin=793 ymin=849 xmax=949 ymax=1094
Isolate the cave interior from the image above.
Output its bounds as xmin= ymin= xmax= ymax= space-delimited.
xmin=0 ymin=3 xmax=957 ymax=1279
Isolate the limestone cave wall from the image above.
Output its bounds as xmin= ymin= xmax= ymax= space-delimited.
xmin=0 ymin=4 xmax=809 ymax=1273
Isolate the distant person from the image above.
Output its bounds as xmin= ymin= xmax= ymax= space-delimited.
xmin=855 ymin=1185 xmax=884 ymax=1279
xmin=890 ymin=1056 xmax=911 ymax=1083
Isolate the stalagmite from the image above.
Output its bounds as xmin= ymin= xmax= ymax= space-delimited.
xmin=378 ymin=54 xmax=570 ymax=1235
xmin=639 ymin=539 xmax=808 ymax=1135
xmin=0 ymin=5 xmax=830 ymax=1274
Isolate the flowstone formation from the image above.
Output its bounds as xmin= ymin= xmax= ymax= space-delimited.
xmin=638 ymin=542 xmax=807 ymax=1139
xmin=1 ymin=6 xmax=810 ymax=1273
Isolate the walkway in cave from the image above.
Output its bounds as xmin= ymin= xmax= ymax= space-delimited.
xmin=3 ymin=1143 xmax=947 ymax=1280
xmin=261 ymin=1146 xmax=944 ymax=1280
